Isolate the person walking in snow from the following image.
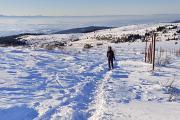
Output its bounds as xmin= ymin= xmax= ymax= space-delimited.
xmin=107 ymin=46 xmax=115 ymax=70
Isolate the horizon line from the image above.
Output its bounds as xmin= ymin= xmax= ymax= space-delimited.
xmin=0 ymin=13 xmax=180 ymax=17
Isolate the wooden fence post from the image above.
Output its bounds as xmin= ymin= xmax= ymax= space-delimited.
xmin=145 ymin=37 xmax=148 ymax=62
xmin=152 ymin=33 xmax=156 ymax=71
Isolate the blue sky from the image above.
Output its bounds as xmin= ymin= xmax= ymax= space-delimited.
xmin=0 ymin=0 xmax=180 ymax=16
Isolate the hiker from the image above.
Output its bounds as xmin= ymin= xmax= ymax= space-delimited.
xmin=107 ymin=46 xmax=115 ymax=70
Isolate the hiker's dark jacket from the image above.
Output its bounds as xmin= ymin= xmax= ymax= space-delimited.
xmin=107 ymin=50 xmax=115 ymax=60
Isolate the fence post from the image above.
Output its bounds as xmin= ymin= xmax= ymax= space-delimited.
xmin=145 ymin=37 xmax=148 ymax=62
xmin=152 ymin=33 xmax=157 ymax=71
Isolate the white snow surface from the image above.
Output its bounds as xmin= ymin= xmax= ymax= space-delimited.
xmin=0 ymin=23 xmax=180 ymax=120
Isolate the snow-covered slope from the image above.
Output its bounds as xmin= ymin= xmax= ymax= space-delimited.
xmin=0 ymin=23 xmax=180 ymax=120
xmin=13 ymin=23 xmax=179 ymax=49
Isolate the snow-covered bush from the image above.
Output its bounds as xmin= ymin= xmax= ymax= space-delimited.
xmin=176 ymin=49 xmax=180 ymax=56
xmin=156 ymin=55 xmax=172 ymax=66
xmin=161 ymin=74 xmax=178 ymax=102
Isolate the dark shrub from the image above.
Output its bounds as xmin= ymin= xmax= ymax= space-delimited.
xmin=170 ymin=26 xmax=178 ymax=29
xmin=157 ymin=26 xmax=166 ymax=32
xmin=127 ymin=34 xmax=142 ymax=42
xmin=177 ymin=30 xmax=180 ymax=33
xmin=96 ymin=43 xmax=103 ymax=46
xmin=84 ymin=44 xmax=93 ymax=49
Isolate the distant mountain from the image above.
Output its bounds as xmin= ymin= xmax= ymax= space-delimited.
xmin=0 ymin=15 xmax=47 ymax=17
xmin=0 ymin=33 xmax=44 ymax=46
xmin=171 ymin=20 xmax=180 ymax=23
xmin=54 ymin=26 xmax=114 ymax=34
